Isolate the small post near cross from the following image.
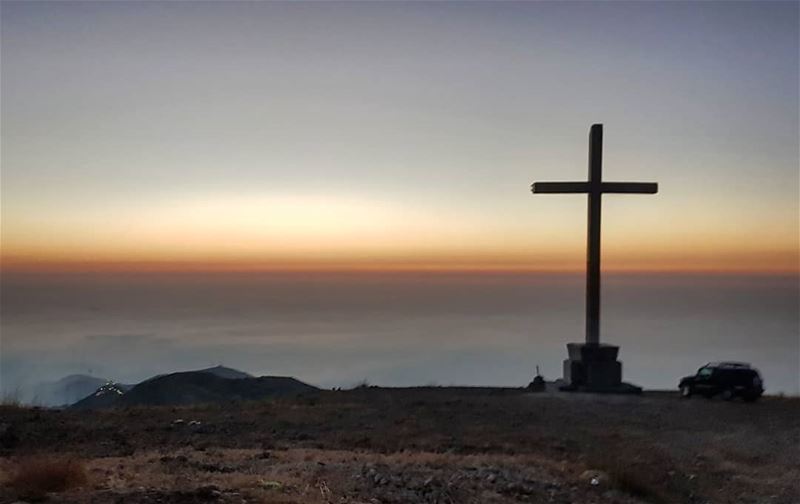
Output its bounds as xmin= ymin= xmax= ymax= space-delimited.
xmin=531 ymin=124 xmax=657 ymax=392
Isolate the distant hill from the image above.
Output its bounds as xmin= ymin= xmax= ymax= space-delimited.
xmin=140 ymin=365 xmax=254 ymax=384
xmin=71 ymin=371 xmax=317 ymax=410
xmin=32 ymin=374 xmax=109 ymax=406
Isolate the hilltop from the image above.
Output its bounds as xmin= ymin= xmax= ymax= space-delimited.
xmin=1 ymin=387 xmax=797 ymax=503
xmin=194 ymin=365 xmax=253 ymax=380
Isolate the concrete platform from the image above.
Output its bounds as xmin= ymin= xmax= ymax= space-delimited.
xmin=560 ymin=342 xmax=642 ymax=394
xmin=558 ymin=381 xmax=643 ymax=394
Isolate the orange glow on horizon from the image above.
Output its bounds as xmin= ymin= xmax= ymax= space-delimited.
xmin=2 ymin=193 xmax=796 ymax=276
xmin=3 ymin=247 xmax=797 ymax=275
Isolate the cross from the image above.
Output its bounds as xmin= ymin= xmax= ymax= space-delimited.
xmin=531 ymin=124 xmax=657 ymax=346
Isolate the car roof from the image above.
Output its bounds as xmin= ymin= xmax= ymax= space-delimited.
xmin=706 ymin=362 xmax=752 ymax=369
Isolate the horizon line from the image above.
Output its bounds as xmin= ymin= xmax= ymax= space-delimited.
xmin=2 ymin=260 xmax=797 ymax=277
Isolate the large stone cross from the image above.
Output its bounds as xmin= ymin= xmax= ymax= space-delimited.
xmin=531 ymin=124 xmax=657 ymax=391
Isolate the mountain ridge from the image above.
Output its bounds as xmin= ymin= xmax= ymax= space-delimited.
xmin=71 ymin=367 xmax=316 ymax=410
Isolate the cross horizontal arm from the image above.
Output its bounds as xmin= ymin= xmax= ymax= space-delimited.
xmin=531 ymin=182 xmax=589 ymax=194
xmin=600 ymin=182 xmax=658 ymax=194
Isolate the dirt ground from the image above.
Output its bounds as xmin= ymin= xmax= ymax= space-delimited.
xmin=1 ymin=386 xmax=798 ymax=503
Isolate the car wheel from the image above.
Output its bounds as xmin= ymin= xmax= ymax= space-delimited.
xmin=720 ymin=388 xmax=735 ymax=401
xmin=680 ymin=385 xmax=692 ymax=398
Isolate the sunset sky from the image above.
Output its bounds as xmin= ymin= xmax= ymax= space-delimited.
xmin=2 ymin=1 xmax=798 ymax=273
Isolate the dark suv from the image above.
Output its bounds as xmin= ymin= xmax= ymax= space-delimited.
xmin=679 ymin=362 xmax=763 ymax=402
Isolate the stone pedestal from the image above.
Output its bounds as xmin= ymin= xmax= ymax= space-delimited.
xmin=560 ymin=343 xmax=641 ymax=393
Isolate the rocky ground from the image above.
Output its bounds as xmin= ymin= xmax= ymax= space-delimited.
xmin=1 ymin=386 xmax=798 ymax=503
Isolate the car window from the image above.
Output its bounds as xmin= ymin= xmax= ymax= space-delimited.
xmin=698 ymin=367 xmax=713 ymax=378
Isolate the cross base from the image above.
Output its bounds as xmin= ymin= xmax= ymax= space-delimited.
xmin=559 ymin=343 xmax=642 ymax=394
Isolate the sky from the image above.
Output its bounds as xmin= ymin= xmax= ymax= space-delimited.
xmin=2 ymin=1 xmax=798 ymax=274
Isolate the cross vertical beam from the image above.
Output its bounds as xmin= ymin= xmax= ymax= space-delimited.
xmin=586 ymin=124 xmax=602 ymax=345
xmin=530 ymin=124 xmax=657 ymax=348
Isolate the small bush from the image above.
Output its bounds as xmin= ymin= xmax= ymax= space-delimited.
xmin=351 ymin=379 xmax=371 ymax=390
xmin=9 ymin=456 xmax=88 ymax=499
xmin=588 ymin=451 xmax=669 ymax=504
xmin=609 ymin=467 xmax=667 ymax=503
xmin=1 ymin=387 xmax=24 ymax=408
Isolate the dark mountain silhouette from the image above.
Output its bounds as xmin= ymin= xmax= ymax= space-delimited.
xmin=140 ymin=365 xmax=253 ymax=384
xmin=71 ymin=370 xmax=317 ymax=410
